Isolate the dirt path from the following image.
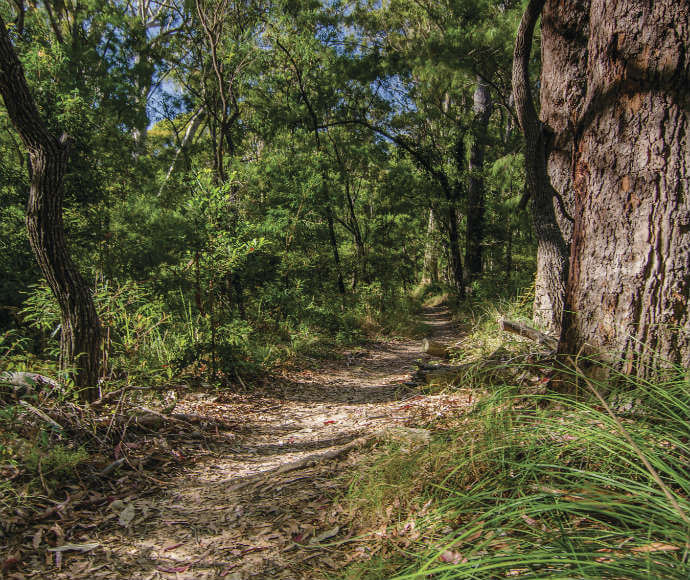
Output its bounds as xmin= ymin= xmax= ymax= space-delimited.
xmin=14 ymin=307 xmax=468 ymax=579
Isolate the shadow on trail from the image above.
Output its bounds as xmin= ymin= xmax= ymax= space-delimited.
xmin=229 ymin=433 xmax=364 ymax=458
xmin=11 ymin=306 xmax=462 ymax=580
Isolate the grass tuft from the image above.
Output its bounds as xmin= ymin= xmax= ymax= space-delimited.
xmin=341 ymin=298 xmax=690 ymax=579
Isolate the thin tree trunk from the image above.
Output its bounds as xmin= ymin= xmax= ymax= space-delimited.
xmin=158 ymin=107 xmax=205 ymax=197
xmin=465 ymin=75 xmax=492 ymax=280
xmin=326 ymin=205 xmax=346 ymax=295
xmin=0 ymin=16 xmax=101 ymax=401
xmin=512 ymin=0 xmax=570 ymax=334
xmin=446 ymin=205 xmax=465 ymax=301
xmin=505 ymin=226 xmax=512 ymax=283
xmin=344 ymin=176 xmax=366 ymax=284
xmin=422 ymin=208 xmax=439 ymax=284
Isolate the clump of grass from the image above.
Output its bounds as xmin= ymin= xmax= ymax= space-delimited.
xmin=24 ymin=444 xmax=90 ymax=484
xmin=341 ymin=300 xmax=690 ymax=579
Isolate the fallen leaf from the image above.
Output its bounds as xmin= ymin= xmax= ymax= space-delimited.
xmin=439 ymin=550 xmax=465 ymax=564
xmin=309 ymin=525 xmax=340 ymax=545
xmin=163 ymin=543 xmax=184 ymax=552
xmin=47 ymin=543 xmax=100 ymax=553
xmin=32 ymin=528 xmax=43 ymax=549
xmin=323 ymin=420 xmax=336 ymax=425
xmin=1 ymin=554 xmax=20 ymax=572
xmin=157 ymin=564 xmax=190 ymax=573
xmin=118 ymin=503 xmax=136 ymax=527
xmin=462 ymin=529 xmax=483 ymax=543
xmin=630 ymin=542 xmax=679 ymax=553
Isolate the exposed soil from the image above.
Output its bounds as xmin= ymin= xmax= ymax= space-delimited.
xmin=3 ymin=307 xmax=472 ymax=579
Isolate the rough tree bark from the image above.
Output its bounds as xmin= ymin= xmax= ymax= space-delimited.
xmin=465 ymin=75 xmax=492 ymax=279
xmin=0 ymin=16 xmax=101 ymax=401
xmin=512 ymin=0 xmax=570 ymax=334
xmin=552 ymin=1 xmax=690 ymax=374
xmin=539 ymin=1 xmax=589 ymax=247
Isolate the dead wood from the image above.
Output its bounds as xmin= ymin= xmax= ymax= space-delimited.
xmin=422 ymin=338 xmax=450 ymax=358
xmin=226 ymin=435 xmax=374 ymax=492
xmin=0 ymin=371 xmax=62 ymax=400
xmin=499 ymin=318 xmax=558 ymax=349
xmin=90 ymin=384 xmax=185 ymax=409
xmin=18 ymin=400 xmax=63 ymax=430
xmin=412 ymin=362 xmax=468 ymax=385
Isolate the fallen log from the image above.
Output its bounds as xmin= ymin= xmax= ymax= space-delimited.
xmin=225 ymin=434 xmax=375 ymax=492
xmin=412 ymin=362 xmax=468 ymax=385
xmin=0 ymin=371 xmax=62 ymax=399
xmin=499 ymin=318 xmax=558 ymax=350
xmin=422 ymin=338 xmax=450 ymax=358
xmin=18 ymin=400 xmax=63 ymax=431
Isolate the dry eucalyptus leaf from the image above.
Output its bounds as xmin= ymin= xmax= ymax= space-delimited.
xmin=309 ymin=525 xmax=340 ymax=545
xmin=117 ymin=503 xmax=136 ymax=527
xmin=47 ymin=543 xmax=100 ymax=553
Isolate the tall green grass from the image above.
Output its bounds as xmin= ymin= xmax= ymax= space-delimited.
xmin=343 ymin=346 xmax=690 ymax=579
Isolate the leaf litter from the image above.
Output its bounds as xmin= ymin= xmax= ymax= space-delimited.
xmin=1 ymin=307 xmax=474 ymax=579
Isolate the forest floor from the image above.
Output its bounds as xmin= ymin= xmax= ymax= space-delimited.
xmin=4 ymin=307 xmax=476 ymax=580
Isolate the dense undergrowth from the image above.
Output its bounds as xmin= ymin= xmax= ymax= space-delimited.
xmin=0 ymin=282 xmax=428 ymax=521
xmin=341 ymin=298 xmax=690 ymax=579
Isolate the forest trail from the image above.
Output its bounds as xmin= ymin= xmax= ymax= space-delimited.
xmin=19 ymin=307 xmax=471 ymax=580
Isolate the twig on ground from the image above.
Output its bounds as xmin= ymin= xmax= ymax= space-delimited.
xmin=499 ymin=318 xmax=558 ymax=350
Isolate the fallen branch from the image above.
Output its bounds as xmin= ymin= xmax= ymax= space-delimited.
xmin=170 ymin=412 xmax=234 ymax=428
xmin=19 ymin=400 xmax=63 ymax=431
xmin=499 ymin=318 xmax=558 ymax=350
xmin=226 ymin=435 xmax=374 ymax=492
xmin=90 ymin=384 xmax=184 ymax=409
xmin=92 ymin=408 xmax=235 ymax=432
xmin=412 ymin=362 xmax=468 ymax=385
xmin=1 ymin=371 xmax=60 ymax=389
xmin=422 ymin=339 xmax=449 ymax=358
xmin=1 ymin=372 xmax=62 ymax=400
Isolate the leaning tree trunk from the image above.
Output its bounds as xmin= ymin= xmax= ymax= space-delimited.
xmin=0 ymin=16 xmax=101 ymax=401
xmin=512 ymin=0 xmax=570 ymax=335
xmin=465 ymin=75 xmax=492 ymax=280
xmin=553 ymin=0 xmax=690 ymax=374
xmin=538 ymin=1 xmax=588 ymax=248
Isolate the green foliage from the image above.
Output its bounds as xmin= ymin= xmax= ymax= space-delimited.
xmin=0 ymin=0 xmax=535 ymax=385
xmin=23 ymin=444 xmax=89 ymax=485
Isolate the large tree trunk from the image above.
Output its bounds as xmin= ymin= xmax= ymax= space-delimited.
xmin=539 ymin=2 xmax=588 ymax=250
xmin=465 ymin=75 xmax=492 ymax=280
xmin=0 ymin=16 xmax=101 ymax=401
xmin=552 ymin=1 xmax=690 ymax=374
xmin=512 ymin=0 xmax=570 ymax=335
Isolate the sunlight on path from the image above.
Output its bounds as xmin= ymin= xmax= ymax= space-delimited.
xmin=29 ymin=307 xmax=465 ymax=579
